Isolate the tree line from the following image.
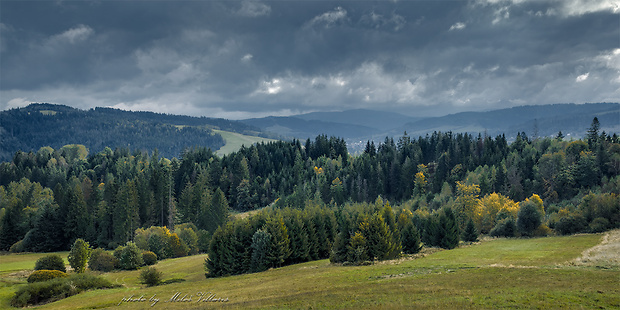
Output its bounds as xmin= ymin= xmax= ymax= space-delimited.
xmin=1 ymin=119 xmax=618 ymax=265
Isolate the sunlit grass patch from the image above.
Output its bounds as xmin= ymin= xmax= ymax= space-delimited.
xmin=1 ymin=233 xmax=618 ymax=309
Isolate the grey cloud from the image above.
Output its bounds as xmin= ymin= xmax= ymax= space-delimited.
xmin=0 ymin=0 xmax=618 ymax=119
xmin=237 ymin=0 xmax=271 ymax=17
xmin=305 ymin=6 xmax=349 ymax=29
xmin=359 ymin=11 xmax=407 ymax=31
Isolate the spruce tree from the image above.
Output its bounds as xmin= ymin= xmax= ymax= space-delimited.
xmin=439 ymin=207 xmax=460 ymax=249
xmin=250 ymin=229 xmax=271 ymax=272
xmin=329 ymin=231 xmax=349 ymax=264
xmin=263 ymin=216 xmax=291 ymax=268
xmin=285 ymin=212 xmax=310 ymax=264
xmin=462 ymin=218 xmax=479 ymax=242
xmin=401 ymin=222 xmax=422 ymax=254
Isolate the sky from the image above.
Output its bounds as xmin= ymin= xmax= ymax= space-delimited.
xmin=1 ymin=0 xmax=619 ymax=119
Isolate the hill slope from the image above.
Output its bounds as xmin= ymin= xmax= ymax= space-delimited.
xmin=0 ymin=103 xmax=264 ymax=161
xmin=1 ymin=233 xmax=617 ymax=309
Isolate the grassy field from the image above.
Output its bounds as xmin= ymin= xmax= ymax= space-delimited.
xmin=214 ymin=130 xmax=276 ymax=156
xmin=0 ymin=233 xmax=618 ymax=309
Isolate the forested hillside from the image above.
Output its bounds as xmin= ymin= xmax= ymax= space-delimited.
xmin=0 ymin=118 xmax=618 ymax=276
xmin=0 ymin=103 xmax=265 ymax=161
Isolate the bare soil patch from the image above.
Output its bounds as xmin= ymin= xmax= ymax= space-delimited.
xmin=570 ymin=229 xmax=620 ymax=268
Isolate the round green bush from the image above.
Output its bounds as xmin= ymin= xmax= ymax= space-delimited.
xmin=119 ymin=242 xmax=143 ymax=270
xmin=142 ymin=251 xmax=158 ymax=266
xmin=27 ymin=270 xmax=68 ymax=283
xmin=34 ymin=254 xmax=66 ymax=273
xmin=139 ymin=267 xmax=162 ymax=287
xmin=89 ymin=248 xmax=118 ymax=272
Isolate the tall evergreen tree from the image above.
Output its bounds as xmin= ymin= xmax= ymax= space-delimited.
xmin=401 ymin=222 xmax=422 ymax=254
xmin=587 ymin=117 xmax=600 ymax=147
xmin=263 ymin=216 xmax=291 ymax=268
xmin=64 ymin=182 xmax=92 ymax=243
xmin=438 ymin=207 xmax=460 ymax=249
xmin=113 ymin=179 xmax=139 ymax=244
xmin=462 ymin=218 xmax=479 ymax=242
xmin=250 ymin=229 xmax=272 ymax=272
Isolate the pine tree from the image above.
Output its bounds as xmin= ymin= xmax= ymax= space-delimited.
xmin=263 ymin=216 xmax=291 ymax=268
xmin=401 ymin=222 xmax=422 ymax=254
xmin=347 ymin=231 xmax=369 ymax=264
xmin=587 ymin=117 xmax=600 ymax=147
xmin=438 ymin=207 xmax=460 ymax=249
xmin=329 ymin=231 xmax=349 ymax=263
xmin=0 ymin=204 xmax=20 ymax=251
xmin=250 ymin=229 xmax=271 ymax=272
xmin=64 ymin=182 xmax=91 ymax=243
xmin=113 ymin=179 xmax=139 ymax=244
xmin=462 ymin=218 xmax=479 ymax=242
xmin=285 ymin=212 xmax=310 ymax=264
xmin=205 ymin=225 xmax=234 ymax=277
xmin=359 ymin=213 xmax=394 ymax=260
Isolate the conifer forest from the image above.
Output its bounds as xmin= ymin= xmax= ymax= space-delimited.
xmin=0 ymin=118 xmax=618 ymax=276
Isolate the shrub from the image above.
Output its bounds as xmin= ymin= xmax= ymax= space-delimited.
xmin=589 ymin=217 xmax=610 ymax=233
xmin=177 ymin=227 xmax=199 ymax=255
xmin=9 ymin=240 xmax=25 ymax=253
xmin=89 ymin=248 xmax=118 ymax=272
xmin=140 ymin=267 xmax=163 ymax=287
xmin=554 ymin=213 xmax=587 ymax=235
xmin=12 ymin=274 xmax=118 ymax=307
xmin=168 ymin=233 xmax=189 ymax=258
xmin=34 ymin=254 xmax=66 ymax=273
xmin=113 ymin=245 xmax=125 ymax=261
xmin=27 ymin=270 xmax=68 ymax=283
xmin=517 ymin=201 xmax=543 ymax=237
xmin=490 ymin=217 xmax=517 ymax=238
xmin=68 ymin=238 xmax=92 ymax=273
xmin=533 ymin=224 xmax=552 ymax=237
xmin=142 ymin=251 xmax=158 ymax=266
xmin=119 ymin=242 xmax=143 ymax=270
xmin=147 ymin=233 xmax=168 ymax=259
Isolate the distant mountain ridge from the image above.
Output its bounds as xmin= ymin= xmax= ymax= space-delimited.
xmin=1 ymin=102 xmax=617 ymax=162
xmin=295 ymin=109 xmax=419 ymax=132
xmin=398 ymin=103 xmax=620 ymax=140
xmin=242 ymin=109 xmax=417 ymax=140
xmin=242 ymin=103 xmax=619 ymax=145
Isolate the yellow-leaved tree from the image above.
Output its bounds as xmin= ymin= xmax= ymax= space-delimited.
xmin=454 ymin=181 xmax=481 ymax=230
xmin=521 ymin=194 xmax=544 ymax=215
xmin=476 ymin=193 xmax=519 ymax=234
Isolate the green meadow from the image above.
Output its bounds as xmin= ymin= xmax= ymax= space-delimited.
xmin=213 ymin=130 xmax=276 ymax=156
xmin=1 ymin=233 xmax=618 ymax=309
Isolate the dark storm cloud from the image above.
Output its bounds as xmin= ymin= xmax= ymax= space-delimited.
xmin=1 ymin=0 xmax=618 ymax=118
